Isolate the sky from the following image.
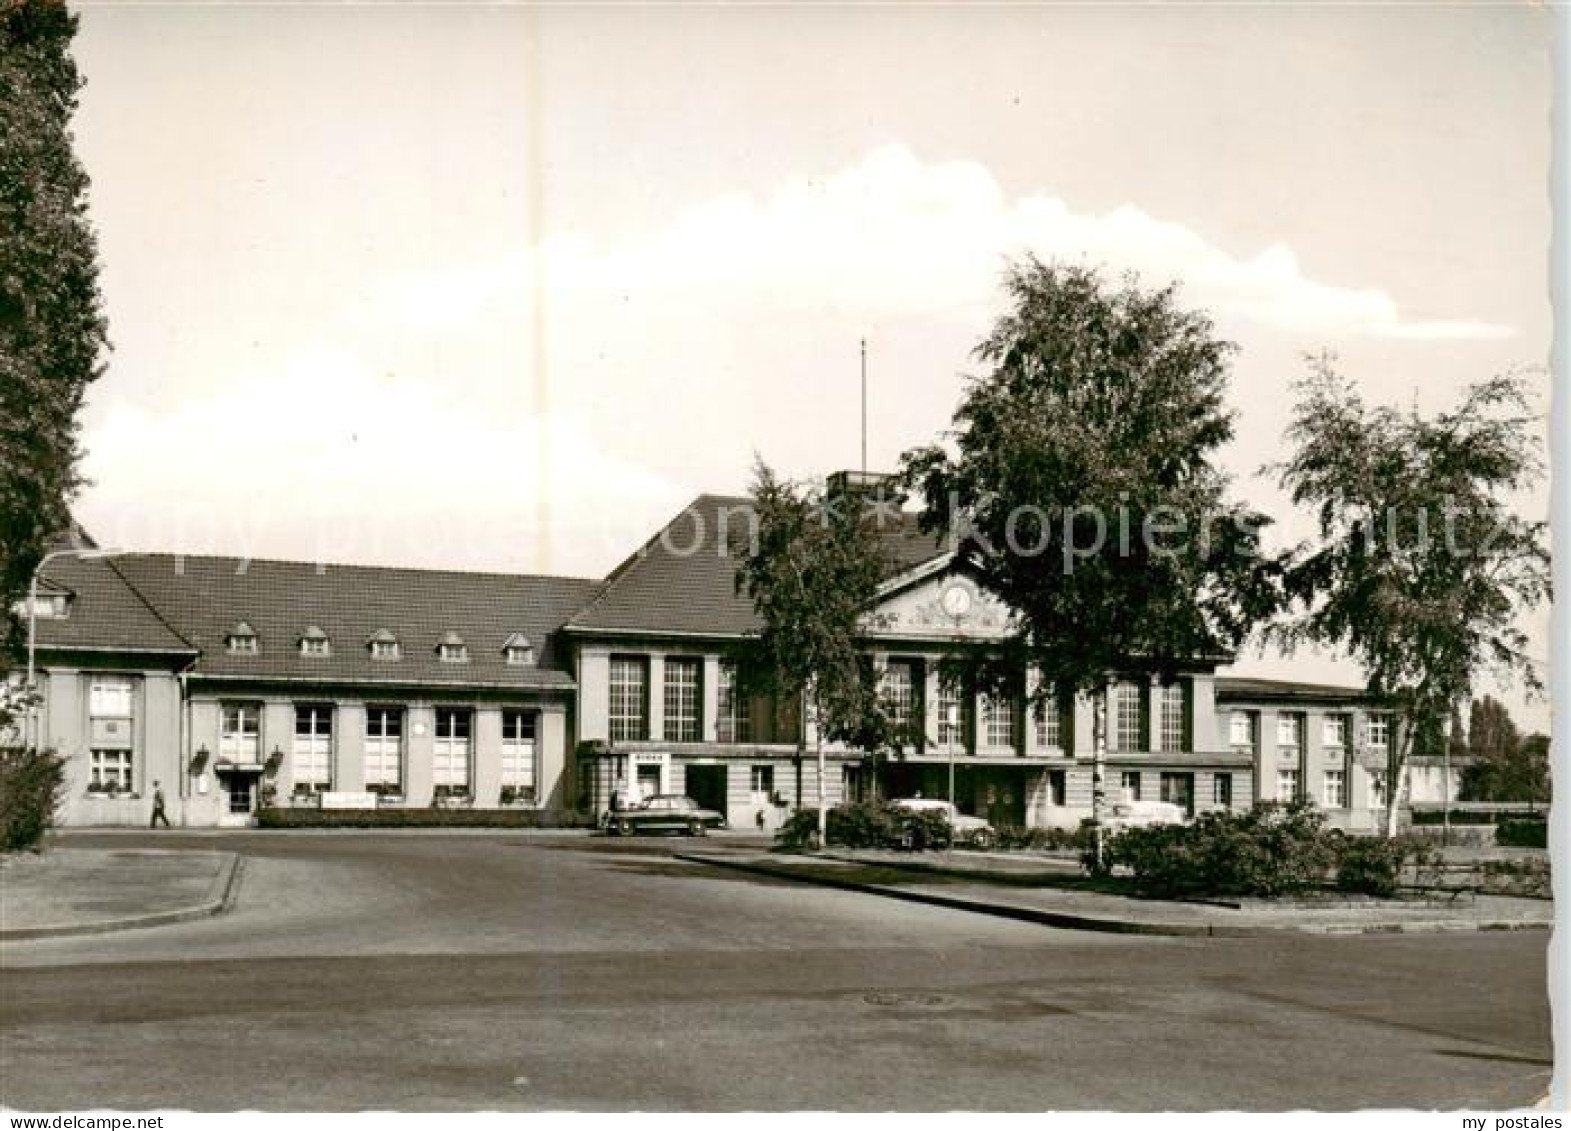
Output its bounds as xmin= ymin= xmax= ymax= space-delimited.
xmin=65 ymin=3 xmax=1554 ymax=728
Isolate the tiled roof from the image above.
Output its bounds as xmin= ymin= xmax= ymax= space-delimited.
xmin=566 ymin=494 xmax=950 ymax=638
xmin=110 ymin=554 xmax=599 ymax=690
xmin=1215 ymin=677 xmax=1370 ymax=703
xmin=33 ymin=554 xmax=194 ymax=656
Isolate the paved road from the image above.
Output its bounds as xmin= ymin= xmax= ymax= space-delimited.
xmin=0 ymin=832 xmax=1552 ymax=1111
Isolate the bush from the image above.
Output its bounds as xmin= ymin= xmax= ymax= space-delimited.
xmin=1105 ymin=801 xmax=1337 ymax=899
xmin=773 ymin=800 xmax=953 ymax=851
xmin=255 ymin=807 xmax=596 ymax=829
xmin=1480 ymin=857 xmax=1551 ymax=897
xmin=992 ymin=824 xmax=1091 ymax=852
xmin=0 ymin=746 xmax=65 ymax=852
xmin=1496 ymin=818 xmax=1547 ymax=849
xmin=1333 ymin=837 xmax=1409 ymax=897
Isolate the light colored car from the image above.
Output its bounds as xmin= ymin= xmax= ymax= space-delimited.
xmin=607 ymin=794 xmax=727 ymax=837
xmin=1103 ymin=799 xmax=1187 ymax=834
xmin=889 ymin=798 xmax=997 ymax=850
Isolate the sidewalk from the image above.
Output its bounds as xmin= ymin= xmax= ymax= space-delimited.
xmin=674 ymin=848 xmax=1553 ymax=937
xmin=0 ymin=848 xmax=241 ymax=940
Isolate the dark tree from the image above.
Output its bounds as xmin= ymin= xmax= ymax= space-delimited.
xmin=1275 ymin=359 xmax=1549 ymax=835
xmin=1 ymin=0 xmax=108 ymax=673
xmin=732 ymin=460 xmax=891 ymax=843
xmin=901 ymin=260 xmax=1278 ymax=863
xmin=1459 ymin=696 xmax=1549 ymax=806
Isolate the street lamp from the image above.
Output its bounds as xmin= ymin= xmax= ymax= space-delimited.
xmin=25 ymin=546 xmax=122 ymax=752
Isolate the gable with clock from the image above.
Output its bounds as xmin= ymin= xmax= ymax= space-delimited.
xmin=862 ymin=567 xmax=1015 ymax=641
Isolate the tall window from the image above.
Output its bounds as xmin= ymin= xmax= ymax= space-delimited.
xmin=880 ymin=659 xmax=919 ymax=732
xmin=1323 ymin=769 xmax=1347 ymax=809
xmin=1277 ymin=767 xmax=1301 ymax=802
xmin=1034 ymin=687 xmax=1063 ymax=751
xmin=1112 ymin=681 xmax=1144 ymax=752
xmin=292 ymin=705 xmax=333 ymax=792
xmin=1277 ymin=713 xmax=1304 ymax=764
xmin=750 ymin=764 xmax=774 ymax=799
xmin=608 ymin=657 xmax=647 ymax=742
xmin=936 ymin=681 xmax=965 ymax=747
xmin=1228 ymin=711 xmax=1256 ymax=755
xmin=1365 ymin=714 xmax=1392 ymax=754
xmin=89 ymin=676 xmax=135 ymax=791
xmin=982 ymin=693 xmax=1016 ymax=751
xmin=501 ymin=710 xmax=537 ymax=798
xmin=433 ymin=708 xmax=472 ymax=790
xmin=1120 ymin=770 xmax=1142 ymax=801
xmin=1158 ymin=683 xmax=1186 ymax=753
xmin=717 ymin=662 xmax=751 ymax=743
xmin=219 ymin=702 xmax=262 ymax=764
xmin=663 ymin=657 xmax=701 ymax=742
xmin=364 ymin=707 xmax=403 ymax=791
xmin=1323 ymin=714 xmax=1350 ymax=753
xmin=1213 ymin=773 xmax=1233 ymax=809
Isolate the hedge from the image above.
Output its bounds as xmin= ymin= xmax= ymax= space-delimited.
xmin=0 ymin=746 xmax=65 ymax=852
xmin=255 ymin=807 xmax=598 ymax=829
xmin=1495 ymin=818 xmax=1548 ymax=849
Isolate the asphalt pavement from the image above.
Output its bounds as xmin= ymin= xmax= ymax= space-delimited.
xmin=0 ymin=830 xmax=1553 ymax=1111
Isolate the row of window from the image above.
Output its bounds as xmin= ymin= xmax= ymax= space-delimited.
xmin=224 ymin=623 xmax=536 ymax=666
xmin=217 ymin=702 xmax=537 ymax=794
xmin=1275 ymin=767 xmax=1385 ymax=809
xmin=1228 ymin=711 xmax=1392 ymax=755
xmin=609 ymin=656 xmax=1192 ymax=754
xmin=1117 ymin=770 xmax=1229 ymax=812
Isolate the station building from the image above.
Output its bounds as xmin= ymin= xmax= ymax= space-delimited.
xmin=17 ymin=483 xmax=1425 ymax=830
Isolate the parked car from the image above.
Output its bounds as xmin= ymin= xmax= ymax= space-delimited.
xmin=607 ymin=794 xmax=727 ymax=837
xmin=1103 ymin=799 xmax=1187 ymax=834
xmin=888 ymin=798 xmax=997 ymax=850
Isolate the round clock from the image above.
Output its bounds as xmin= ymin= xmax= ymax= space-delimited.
xmin=940 ymin=582 xmax=973 ymax=619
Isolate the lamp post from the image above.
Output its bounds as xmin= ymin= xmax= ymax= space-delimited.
xmin=26 ymin=547 xmax=122 ymax=753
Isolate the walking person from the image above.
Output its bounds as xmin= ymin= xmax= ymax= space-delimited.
xmin=150 ymin=780 xmax=171 ymax=829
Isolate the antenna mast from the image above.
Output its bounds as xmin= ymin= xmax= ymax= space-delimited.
xmin=860 ymin=338 xmax=868 ymax=475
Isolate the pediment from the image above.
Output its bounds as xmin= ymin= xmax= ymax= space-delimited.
xmin=862 ymin=566 xmax=1015 ymax=641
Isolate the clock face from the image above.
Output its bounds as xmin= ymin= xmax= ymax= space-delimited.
xmin=940 ymin=583 xmax=973 ymax=618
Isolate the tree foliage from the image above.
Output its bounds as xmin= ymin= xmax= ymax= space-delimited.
xmin=0 ymin=0 xmax=108 ymax=659
xmin=732 ymin=460 xmax=902 ymax=832
xmin=899 ymin=259 xmax=1278 ymax=707
xmin=1458 ymin=695 xmax=1550 ymax=805
xmin=1273 ymin=357 xmax=1550 ymax=834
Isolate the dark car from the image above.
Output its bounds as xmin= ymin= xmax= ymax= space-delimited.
xmin=608 ymin=794 xmax=727 ymax=837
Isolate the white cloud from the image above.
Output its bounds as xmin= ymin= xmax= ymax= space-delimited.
xmin=76 ymin=351 xmax=684 ymax=577
xmin=364 ymin=143 xmax=1514 ymax=343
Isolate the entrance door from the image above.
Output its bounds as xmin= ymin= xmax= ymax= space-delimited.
xmin=685 ymin=764 xmax=727 ymax=816
xmin=218 ymin=772 xmax=258 ymax=827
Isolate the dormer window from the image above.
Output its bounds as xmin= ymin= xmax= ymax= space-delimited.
xmin=438 ymin=631 xmax=469 ymax=663
xmin=226 ymin=622 xmax=259 ymax=655
xmin=21 ymin=590 xmax=71 ymax=620
xmin=299 ymin=625 xmax=331 ymax=657
xmin=368 ymin=629 xmax=400 ymax=661
xmin=502 ymin=633 xmax=535 ymax=667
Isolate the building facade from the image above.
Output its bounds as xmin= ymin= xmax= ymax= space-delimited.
xmin=19 ymin=490 xmax=1421 ymax=830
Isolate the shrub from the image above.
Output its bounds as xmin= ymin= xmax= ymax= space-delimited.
xmin=993 ymin=824 xmax=1091 ymax=852
xmin=255 ymin=807 xmax=596 ymax=829
xmin=1333 ymin=836 xmax=1409 ymax=897
xmin=1480 ymin=857 xmax=1551 ymax=897
xmin=1496 ymin=818 xmax=1547 ymax=849
xmin=0 ymin=746 xmax=65 ymax=852
xmin=773 ymin=800 xmax=953 ymax=851
xmin=1105 ymin=801 xmax=1337 ymax=899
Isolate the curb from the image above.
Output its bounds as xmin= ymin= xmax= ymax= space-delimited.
xmin=675 ymin=853 xmax=1551 ymax=938
xmin=0 ymin=851 xmax=243 ymax=942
